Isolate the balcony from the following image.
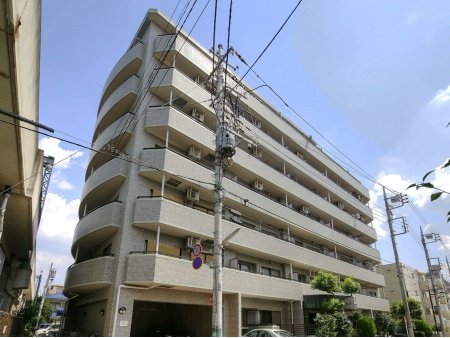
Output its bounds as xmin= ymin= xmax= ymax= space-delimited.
xmin=64 ymin=255 xmax=115 ymax=296
xmin=354 ymin=293 xmax=389 ymax=312
xmin=144 ymin=105 xmax=214 ymax=153
xmin=79 ymin=158 xmax=128 ymax=218
xmin=71 ymin=201 xmax=123 ymax=256
xmin=87 ymin=112 xmax=134 ymax=179
xmin=100 ymin=42 xmax=144 ymax=107
xmin=95 ymin=75 xmax=140 ymax=137
xmin=149 ymin=68 xmax=212 ymax=115
xmin=132 ymin=198 xmax=384 ymax=286
xmin=138 ymin=148 xmax=379 ymax=253
xmin=154 ymin=34 xmax=212 ymax=79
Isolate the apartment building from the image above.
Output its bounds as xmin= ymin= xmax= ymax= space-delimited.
xmin=0 ymin=0 xmax=45 ymax=318
xmin=380 ymin=263 xmax=450 ymax=330
xmin=63 ymin=9 xmax=389 ymax=337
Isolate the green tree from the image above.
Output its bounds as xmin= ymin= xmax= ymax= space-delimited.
xmin=356 ymin=316 xmax=376 ymax=337
xmin=17 ymin=298 xmax=53 ymax=332
xmin=322 ymin=298 xmax=345 ymax=314
xmin=341 ymin=275 xmax=361 ymax=295
xmin=414 ymin=319 xmax=433 ymax=337
xmin=315 ymin=314 xmax=337 ymax=337
xmin=334 ymin=312 xmax=354 ymax=337
xmin=374 ymin=312 xmax=397 ymax=337
xmin=309 ymin=270 xmax=341 ymax=295
xmin=390 ymin=298 xmax=423 ymax=320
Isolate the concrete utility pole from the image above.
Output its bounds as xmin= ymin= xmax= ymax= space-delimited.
xmin=383 ymin=187 xmax=415 ymax=337
xmin=420 ymin=227 xmax=445 ymax=336
xmin=34 ymin=270 xmax=43 ymax=305
xmin=35 ymin=263 xmax=56 ymax=330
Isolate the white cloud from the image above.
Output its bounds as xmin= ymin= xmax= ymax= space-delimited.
xmin=51 ymin=171 xmax=75 ymax=191
xmin=40 ymin=193 xmax=79 ymax=238
xmin=430 ymin=84 xmax=450 ymax=105
xmin=39 ymin=137 xmax=83 ymax=169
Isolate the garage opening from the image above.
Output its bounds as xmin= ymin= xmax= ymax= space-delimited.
xmin=130 ymin=300 xmax=212 ymax=337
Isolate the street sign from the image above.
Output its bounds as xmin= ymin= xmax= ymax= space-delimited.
xmin=193 ymin=243 xmax=202 ymax=256
xmin=193 ymin=256 xmax=203 ymax=270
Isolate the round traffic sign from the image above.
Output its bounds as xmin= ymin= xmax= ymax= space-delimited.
xmin=192 ymin=256 xmax=203 ymax=270
xmin=193 ymin=244 xmax=202 ymax=256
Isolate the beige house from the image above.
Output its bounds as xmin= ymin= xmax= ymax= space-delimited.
xmin=63 ymin=9 xmax=389 ymax=337
xmin=0 ymin=0 xmax=45 ymax=320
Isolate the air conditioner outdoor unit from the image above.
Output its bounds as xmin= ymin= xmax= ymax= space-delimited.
xmin=318 ymin=218 xmax=324 ymax=225
xmin=336 ymin=179 xmax=341 ymax=186
xmin=191 ymin=108 xmax=205 ymax=123
xmin=354 ymin=213 xmax=361 ymax=220
xmin=291 ymin=272 xmax=299 ymax=281
xmin=186 ymin=188 xmax=200 ymax=201
xmin=324 ymin=196 xmax=330 ymax=202
xmin=287 ymin=203 xmax=293 ymax=209
xmin=230 ymin=216 xmax=243 ymax=224
xmin=360 ymin=217 xmax=366 ymax=223
xmin=296 ymin=151 xmax=303 ymax=159
xmin=194 ymin=75 xmax=200 ymax=83
xmin=337 ymin=201 xmax=344 ymax=210
xmin=252 ymin=148 xmax=262 ymax=158
xmin=186 ymin=236 xmax=201 ymax=248
xmin=301 ymin=205 xmax=310 ymax=214
xmin=254 ymin=119 xmax=262 ymax=129
xmin=253 ymin=180 xmax=263 ymax=190
xmin=189 ymin=146 xmax=201 ymax=160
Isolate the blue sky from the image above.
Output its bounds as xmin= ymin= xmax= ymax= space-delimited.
xmin=37 ymin=1 xmax=450 ymax=286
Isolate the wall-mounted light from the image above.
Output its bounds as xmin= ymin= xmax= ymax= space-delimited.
xmin=118 ymin=307 xmax=126 ymax=315
xmin=100 ymin=309 xmax=105 ymax=316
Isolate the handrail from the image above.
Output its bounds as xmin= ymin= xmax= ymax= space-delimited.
xmin=68 ymin=253 xmax=115 ymax=270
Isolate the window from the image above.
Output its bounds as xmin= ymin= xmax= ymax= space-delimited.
xmin=261 ymin=267 xmax=281 ymax=278
xmin=239 ymin=261 xmax=255 ymax=273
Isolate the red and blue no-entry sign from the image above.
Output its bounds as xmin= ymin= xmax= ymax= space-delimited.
xmin=192 ymin=256 xmax=203 ymax=270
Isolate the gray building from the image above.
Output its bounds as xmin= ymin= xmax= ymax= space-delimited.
xmin=63 ymin=9 xmax=389 ymax=337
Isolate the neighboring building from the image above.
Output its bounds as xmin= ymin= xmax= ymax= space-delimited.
xmin=63 ymin=9 xmax=389 ymax=337
xmin=380 ymin=263 xmax=450 ymax=330
xmin=45 ymin=284 xmax=67 ymax=324
xmin=0 ymin=0 xmax=46 ymax=318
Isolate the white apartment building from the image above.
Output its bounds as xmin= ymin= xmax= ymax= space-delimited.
xmin=63 ymin=9 xmax=389 ymax=337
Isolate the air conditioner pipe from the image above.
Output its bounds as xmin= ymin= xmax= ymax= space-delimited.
xmin=0 ymin=186 xmax=11 ymax=242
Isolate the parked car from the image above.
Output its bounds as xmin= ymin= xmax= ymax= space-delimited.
xmin=243 ymin=328 xmax=295 ymax=337
xmin=35 ymin=323 xmax=60 ymax=337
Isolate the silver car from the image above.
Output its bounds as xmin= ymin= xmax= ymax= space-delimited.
xmin=243 ymin=329 xmax=295 ymax=337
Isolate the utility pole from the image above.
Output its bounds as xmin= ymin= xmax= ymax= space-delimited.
xmin=34 ymin=270 xmax=43 ymax=305
xmin=420 ymin=228 xmax=445 ymax=336
xmin=35 ymin=263 xmax=56 ymax=330
xmin=211 ymin=44 xmax=238 ymax=337
xmin=383 ymin=187 xmax=414 ymax=337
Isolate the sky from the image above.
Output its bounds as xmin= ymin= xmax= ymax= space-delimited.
xmin=36 ymin=1 xmax=450 ymax=288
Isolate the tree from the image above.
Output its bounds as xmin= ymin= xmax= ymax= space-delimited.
xmin=413 ymin=319 xmax=433 ymax=337
xmin=309 ymin=270 xmax=341 ymax=295
xmin=322 ymin=298 xmax=345 ymax=314
xmin=390 ymin=298 xmax=423 ymax=320
xmin=374 ymin=312 xmax=397 ymax=337
xmin=17 ymin=298 xmax=53 ymax=332
xmin=341 ymin=275 xmax=361 ymax=295
xmin=356 ymin=316 xmax=376 ymax=337
xmin=315 ymin=314 xmax=337 ymax=337
xmin=334 ymin=312 xmax=353 ymax=337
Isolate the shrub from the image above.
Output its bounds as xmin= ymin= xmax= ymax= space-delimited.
xmin=413 ymin=319 xmax=433 ymax=337
xmin=414 ymin=331 xmax=425 ymax=337
xmin=356 ymin=316 xmax=376 ymax=337
xmin=334 ymin=312 xmax=353 ymax=337
xmin=374 ymin=312 xmax=397 ymax=337
xmin=315 ymin=313 xmax=337 ymax=337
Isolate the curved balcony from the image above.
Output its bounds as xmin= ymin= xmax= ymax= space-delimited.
xmin=149 ymin=68 xmax=212 ymax=115
xmin=154 ymin=34 xmax=212 ymax=78
xmin=94 ymin=75 xmax=140 ymax=137
xmin=71 ymin=201 xmax=124 ymax=257
xmin=138 ymin=148 xmax=377 ymax=244
xmin=79 ymin=158 xmax=128 ymax=218
xmin=99 ymin=42 xmax=144 ymax=107
xmin=87 ymin=112 xmax=134 ymax=180
xmin=63 ymin=255 xmax=115 ymax=296
xmin=132 ymin=198 xmax=383 ymax=286
xmin=144 ymin=105 xmax=214 ymax=153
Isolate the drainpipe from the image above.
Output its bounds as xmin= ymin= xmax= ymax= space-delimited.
xmin=112 ymin=285 xmax=156 ymax=337
xmin=0 ymin=186 xmax=11 ymax=242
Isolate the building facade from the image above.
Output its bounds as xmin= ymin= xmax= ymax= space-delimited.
xmin=380 ymin=263 xmax=450 ymax=330
xmin=63 ymin=9 xmax=389 ymax=337
xmin=0 ymin=0 xmax=45 ymax=316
